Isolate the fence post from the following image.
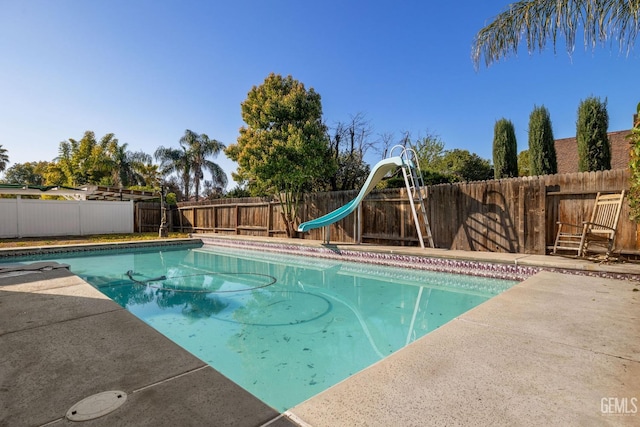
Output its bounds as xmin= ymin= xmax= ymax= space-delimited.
xmin=536 ymin=179 xmax=546 ymax=254
xmin=211 ymin=205 xmax=216 ymax=233
xmin=128 ymin=200 xmax=135 ymax=233
xmin=518 ymin=184 xmax=525 ymax=251
xmin=77 ymin=201 xmax=83 ymax=236
xmin=356 ymin=203 xmax=362 ymax=244
xmin=16 ymin=197 xmax=22 ymax=238
xmin=235 ymin=205 xmax=240 ymax=235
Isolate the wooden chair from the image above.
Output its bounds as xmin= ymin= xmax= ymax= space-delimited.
xmin=553 ymin=190 xmax=626 ymax=259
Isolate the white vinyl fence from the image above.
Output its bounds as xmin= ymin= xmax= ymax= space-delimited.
xmin=0 ymin=198 xmax=134 ymax=238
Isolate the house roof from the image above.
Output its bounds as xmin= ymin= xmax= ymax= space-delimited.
xmin=0 ymin=184 xmax=158 ymax=201
xmin=554 ymin=129 xmax=631 ymax=174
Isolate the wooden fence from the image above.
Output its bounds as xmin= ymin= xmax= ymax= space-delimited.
xmin=134 ymin=202 xmax=177 ymax=233
xmin=175 ymin=197 xmax=286 ymax=236
xmin=162 ymin=168 xmax=636 ymax=255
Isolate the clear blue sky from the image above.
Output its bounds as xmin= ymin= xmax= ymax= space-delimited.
xmin=1 ymin=0 xmax=637 ymax=188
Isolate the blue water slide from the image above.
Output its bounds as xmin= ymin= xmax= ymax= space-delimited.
xmin=297 ymin=156 xmax=406 ymax=232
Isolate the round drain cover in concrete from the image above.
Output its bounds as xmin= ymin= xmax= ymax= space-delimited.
xmin=66 ymin=390 xmax=127 ymax=421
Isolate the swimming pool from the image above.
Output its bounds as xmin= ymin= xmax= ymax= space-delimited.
xmin=4 ymin=244 xmax=517 ymax=411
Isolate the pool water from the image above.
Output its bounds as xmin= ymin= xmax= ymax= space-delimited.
xmin=19 ymin=245 xmax=517 ymax=410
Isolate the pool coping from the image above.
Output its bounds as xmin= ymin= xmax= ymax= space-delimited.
xmin=1 ymin=236 xmax=639 ymax=426
xmin=0 ymin=238 xmax=203 ymax=259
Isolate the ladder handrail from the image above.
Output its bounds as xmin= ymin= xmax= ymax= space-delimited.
xmin=401 ymin=166 xmax=425 ymax=248
xmin=389 ymin=145 xmax=434 ymax=248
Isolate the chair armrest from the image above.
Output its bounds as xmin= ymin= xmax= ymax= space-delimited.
xmin=556 ymin=221 xmax=581 ymax=229
xmin=582 ymin=222 xmax=616 ymax=231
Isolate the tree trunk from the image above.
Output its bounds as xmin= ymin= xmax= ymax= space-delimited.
xmin=280 ymin=211 xmax=298 ymax=238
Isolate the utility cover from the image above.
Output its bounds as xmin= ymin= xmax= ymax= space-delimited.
xmin=66 ymin=390 xmax=127 ymax=421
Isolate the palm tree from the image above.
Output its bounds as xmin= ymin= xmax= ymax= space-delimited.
xmin=472 ymin=0 xmax=640 ymax=68
xmin=106 ymin=140 xmax=131 ymax=187
xmin=0 ymin=144 xmax=9 ymax=174
xmin=106 ymin=140 xmax=153 ymax=187
xmin=180 ymin=131 xmax=227 ymax=201
xmin=155 ymin=130 xmax=227 ymax=201
xmin=128 ymin=151 xmax=156 ymax=187
xmin=136 ymin=162 xmax=162 ymax=189
xmin=155 ymin=145 xmax=191 ymax=200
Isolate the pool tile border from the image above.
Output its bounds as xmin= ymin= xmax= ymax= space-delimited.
xmin=200 ymin=236 xmax=539 ymax=281
xmin=200 ymin=236 xmax=640 ymax=282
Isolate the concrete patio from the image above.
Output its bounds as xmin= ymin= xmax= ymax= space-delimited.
xmin=1 ymin=238 xmax=638 ymax=426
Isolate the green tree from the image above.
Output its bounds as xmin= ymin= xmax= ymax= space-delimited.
xmin=53 ymin=131 xmax=153 ymax=188
xmin=411 ymin=132 xmax=446 ymax=172
xmin=42 ymin=162 xmax=66 ymax=186
xmin=0 ymin=144 xmax=8 ymax=174
xmin=225 ymin=185 xmax=251 ymax=199
xmin=472 ymin=0 xmax=640 ymax=68
xmin=135 ymin=162 xmax=163 ymax=190
xmin=55 ymin=131 xmax=116 ymax=186
xmin=2 ymin=161 xmax=49 ymax=185
xmin=379 ymin=169 xmax=455 ymax=189
xmin=382 ymin=136 xmax=492 ymax=187
xmin=405 ymin=133 xmax=493 ymax=183
xmin=628 ymin=103 xmax=640 ymax=221
xmin=518 ymin=150 xmax=531 ymax=176
xmin=493 ymin=119 xmax=518 ymax=179
xmin=576 ymin=96 xmax=611 ymax=171
xmin=437 ymin=149 xmax=494 ymax=182
xmin=225 ymin=73 xmax=336 ymax=237
xmin=528 ymin=105 xmax=557 ymax=175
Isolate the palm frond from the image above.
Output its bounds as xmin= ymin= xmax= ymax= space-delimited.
xmin=472 ymin=0 xmax=640 ymax=68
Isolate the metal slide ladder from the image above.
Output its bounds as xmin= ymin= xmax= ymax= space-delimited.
xmin=391 ymin=145 xmax=434 ymax=249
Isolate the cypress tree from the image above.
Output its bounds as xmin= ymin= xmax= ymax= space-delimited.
xmin=493 ymin=118 xmax=518 ymax=179
xmin=528 ymin=105 xmax=557 ymax=176
xmin=576 ymin=97 xmax=611 ymax=172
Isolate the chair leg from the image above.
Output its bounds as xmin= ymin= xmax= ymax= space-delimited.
xmin=604 ymin=239 xmax=614 ymax=261
xmin=578 ymin=225 xmax=588 ymax=257
xmin=553 ymin=224 xmax=564 ymax=255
